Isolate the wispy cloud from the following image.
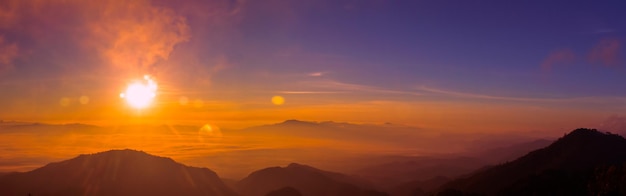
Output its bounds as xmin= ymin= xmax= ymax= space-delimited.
xmin=0 ymin=35 xmax=17 ymax=73
xmin=599 ymin=115 xmax=626 ymax=135
xmin=591 ymin=28 xmax=616 ymax=34
xmin=278 ymin=91 xmax=344 ymax=94
xmin=540 ymin=48 xmax=575 ymax=72
xmin=581 ymin=28 xmax=617 ymax=35
xmin=301 ymin=79 xmax=423 ymax=96
xmin=308 ymin=72 xmax=326 ymax=77
xmin=589 ymin=38 xmax=623 ymax=67
xmin=416 ymin=86 xmax=556 ymax=102
xmin=415 ymin=86 xmax=626 ymax=104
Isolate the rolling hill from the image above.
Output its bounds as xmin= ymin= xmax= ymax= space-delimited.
xmin=237 ymin=163 xmax=386 ymax=196
xmin=0 ymin=149 xmax=238 ymax=196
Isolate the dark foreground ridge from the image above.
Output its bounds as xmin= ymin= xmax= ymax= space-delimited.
xmin=439 ymin=128 xmax=626 ymax=196
xmin=0 ymin=149 xmax=238 ymax=196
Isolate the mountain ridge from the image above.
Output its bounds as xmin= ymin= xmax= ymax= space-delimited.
xmin=439 ymin=128 xmax=626 ymax=195
xmin=237 ymin=163 xmax=386 ymax=196
xmin=0 ymin=149 xmax=238 ymax=196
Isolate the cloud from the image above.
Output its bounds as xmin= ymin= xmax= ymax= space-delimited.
xmin=415 ymin=86 xmax=626 ymax=107
xmin=0 ymin=36 xmax=18 ymax=73
xmin=589 ymin=38 xmax=622 ymax=67
xmin=590 ymin=29 xmax=616 ymax=34
xmin=416 ymin=86 xmax=555 ymax=102
xmin=85 ymin=1 xmax=191 ymax=72
xmin=309 ymin=72 xmax=325 ymax=77
xmin=304 ymin=79 xmax=423 ymax=96
xmin=0 ymin=0 xmax=191 ymax=73
xmin=599 ymin=115 xmax=626 ymax=135
xmin=540 ymin=49 xmax=575 ymax=72
xmin=278 ymin=91 xmax=343 ymax=94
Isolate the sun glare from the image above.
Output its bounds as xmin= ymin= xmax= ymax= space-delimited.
xmin=120 ymin=75 xmax=157 ymax=109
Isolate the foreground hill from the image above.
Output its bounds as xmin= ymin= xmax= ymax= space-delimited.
xmin=0 ymin=149 xmax=238 ymax=196
xmin=237 ymin=163 xmax=386 ymax=196
xmin=439 ymin=128 xmax=626 ymax=195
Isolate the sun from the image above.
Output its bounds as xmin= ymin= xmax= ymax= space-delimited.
xmin=120 ymin=75 xmax=158 ymax=109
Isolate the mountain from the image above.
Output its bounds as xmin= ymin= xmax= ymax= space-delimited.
xmin=237 ymin=163 xmax=386 ymax=196
xmin=439 ymin=128 xmax=626 ymax=195
xmin=0 ymin=120 xmax=548 ymax=180
xmin=237 ymin=120 xmax=429 ymax=149
xmin=588 ymin=162 xmax=626 ymax=195
xmin=0 ymin=149 xmax=238 ymax=196
xmin=0 ymin=122 xmax=102 ymax=134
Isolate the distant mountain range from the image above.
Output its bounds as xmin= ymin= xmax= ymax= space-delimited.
xmin=237 ymin=119 xmax=429 ymax=150
xmin=353 ymin=156 xmax=484 ymax=190
xmin=439 ymin=128 xmax=626 ymax=195
xmin=0 ymin=148 xmax=390 ymax=196
xmin=0 ymin=119 xmax=554 ymax=179
xmin=0 ymin=129 xmax=626 ymax=196
xmin=0 ymin=125 xmax=624 ymax=196
xmin=0 ymin=149 xmax=238 ymax=196
xmin=349 ymin=139 xmax=552 ymax=192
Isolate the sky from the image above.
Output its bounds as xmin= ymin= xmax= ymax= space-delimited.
xmin=1 ymin=0 xmax=626 ymax=133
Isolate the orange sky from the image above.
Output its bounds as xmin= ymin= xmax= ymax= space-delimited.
xmin=0 ymin=0 xmax=625 ymax=134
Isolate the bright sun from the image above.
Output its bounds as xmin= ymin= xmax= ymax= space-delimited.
xmin=120 ymin=75 xmax=157 ymax=109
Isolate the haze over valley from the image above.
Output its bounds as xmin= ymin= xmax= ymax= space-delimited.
xmin=1 ymin=0 xmax=626 ymax=195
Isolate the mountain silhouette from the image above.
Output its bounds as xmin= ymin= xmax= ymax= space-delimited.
xmin=0 ymin=149 xmax=238 ymax=196
xmin=240 ymin=120 xmax=426 ymax=148
xmin=588 ymin=162 xmax=626 ymax=195
xmin=439 ymin=128 xmax=626 ymax=195
xmin=237 ymin=163 xmax=387 ymax=196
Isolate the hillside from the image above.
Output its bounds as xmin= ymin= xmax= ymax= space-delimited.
xmin=0 ymin=149 xmax=238 ymax=196
xmin=439 ymin=128 xmax=626 ymax=195
xmin=237 ymin=163 xmax=386 ymax=196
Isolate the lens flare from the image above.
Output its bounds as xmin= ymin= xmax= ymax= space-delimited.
xmin=198 ymin=124 xmax=222 ymax=142
xmin=120 ymin=75 xmax=157 ymax=109
xmin=272 ymin=96 xmax=285 ymax=105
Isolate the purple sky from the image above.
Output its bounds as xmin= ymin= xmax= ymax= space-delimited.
xmin=0 ymin=0 xmax=625 ymax=132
